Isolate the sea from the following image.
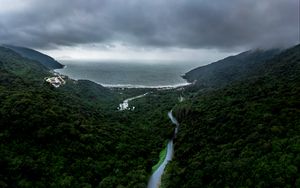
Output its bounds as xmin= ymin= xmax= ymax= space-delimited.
xmin=55 ymin=60 xmax=202 ymax=88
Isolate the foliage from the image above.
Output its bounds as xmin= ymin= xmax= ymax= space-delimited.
xmin=161 ymin=44 xmax=300 ymax=187
xmin=2 ymin=42 xmax=298 ymax=187
xmin=0 ymin=47 xmax=179 ymax=187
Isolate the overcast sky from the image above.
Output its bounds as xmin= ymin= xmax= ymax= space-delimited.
xmin=0 ymin=0 xmax=299 ymax=62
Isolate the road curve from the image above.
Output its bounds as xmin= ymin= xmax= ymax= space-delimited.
xmin=147 ymin=111 xmax=179 ymax=188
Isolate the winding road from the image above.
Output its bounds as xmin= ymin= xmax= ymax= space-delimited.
xmin=147 ymin=111 xmax=179 ymax=188
xmin=118 ymin=94 xmax=180 ymax=188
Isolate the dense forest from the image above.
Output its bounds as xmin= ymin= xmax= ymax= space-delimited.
xmin=1 ymin=44 xmax=299 ymax=187
xmin=161 ymin=45 xmax=300 ymax=187
xmin=0 ymin=46 xmax=180 ymax=187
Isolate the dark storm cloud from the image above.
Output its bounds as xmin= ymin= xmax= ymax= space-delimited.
xmin=0 ymin=0 xmax=299 ymax=50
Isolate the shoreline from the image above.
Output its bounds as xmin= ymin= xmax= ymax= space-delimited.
xmin=54 ymin=69 xmax=192 ymax=89
xmin=99 ymin=82 xmax=191 ymax=89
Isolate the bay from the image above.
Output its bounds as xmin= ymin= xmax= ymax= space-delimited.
xmin=55 ymin=60 xmax=201 ymax=88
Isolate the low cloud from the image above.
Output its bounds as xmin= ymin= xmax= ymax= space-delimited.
xmin=0 ymin=0 xmax=298 ymax=51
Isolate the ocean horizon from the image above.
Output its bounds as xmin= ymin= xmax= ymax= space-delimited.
xmin=55 ymin=60 xmax=201 ymax=88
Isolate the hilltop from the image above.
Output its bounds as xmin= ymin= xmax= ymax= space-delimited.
xmin=183 ymin=49 xmax=281 ymax=90
xmin=3 ymin=45 xmax=64 ymax=69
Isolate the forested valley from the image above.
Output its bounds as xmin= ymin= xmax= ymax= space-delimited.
xmin=0 ymin=44 xmax=299 ymax=187
xmin=0 ymin=46 xmax=180 ymax=187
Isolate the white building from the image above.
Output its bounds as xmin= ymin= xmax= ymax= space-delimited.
xmin=45 ymin=76 xmax=66 ymax=88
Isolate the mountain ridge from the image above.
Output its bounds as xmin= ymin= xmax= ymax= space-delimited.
xmin=2 ymin=44 xmax=64 ymax=69
xmin=183 ymin=48 xmax=282 ymax=89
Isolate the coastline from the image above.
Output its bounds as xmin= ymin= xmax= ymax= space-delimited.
xmin=54 ymin=68 xmax=192 ymax=89
xmin=99 ymin=82 xmax=191 ymax=89
xmin=53 ymin=61 xmax=195 ymax=89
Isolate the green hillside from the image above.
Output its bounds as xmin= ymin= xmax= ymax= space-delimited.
xmin=0 ymin=47 xmax=50 ymax=83
xmin=1 ymin=43 xmax=299 ymax=187
xmin=162 ymin=44 xmax=300 ymax=187
xmin=0 ymin=47 xmax=178 ymax=187
xmin=3 ymin=45 xmax=64 ymax=69
xmin=183 ymin=49 xmax=280 ymax=90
